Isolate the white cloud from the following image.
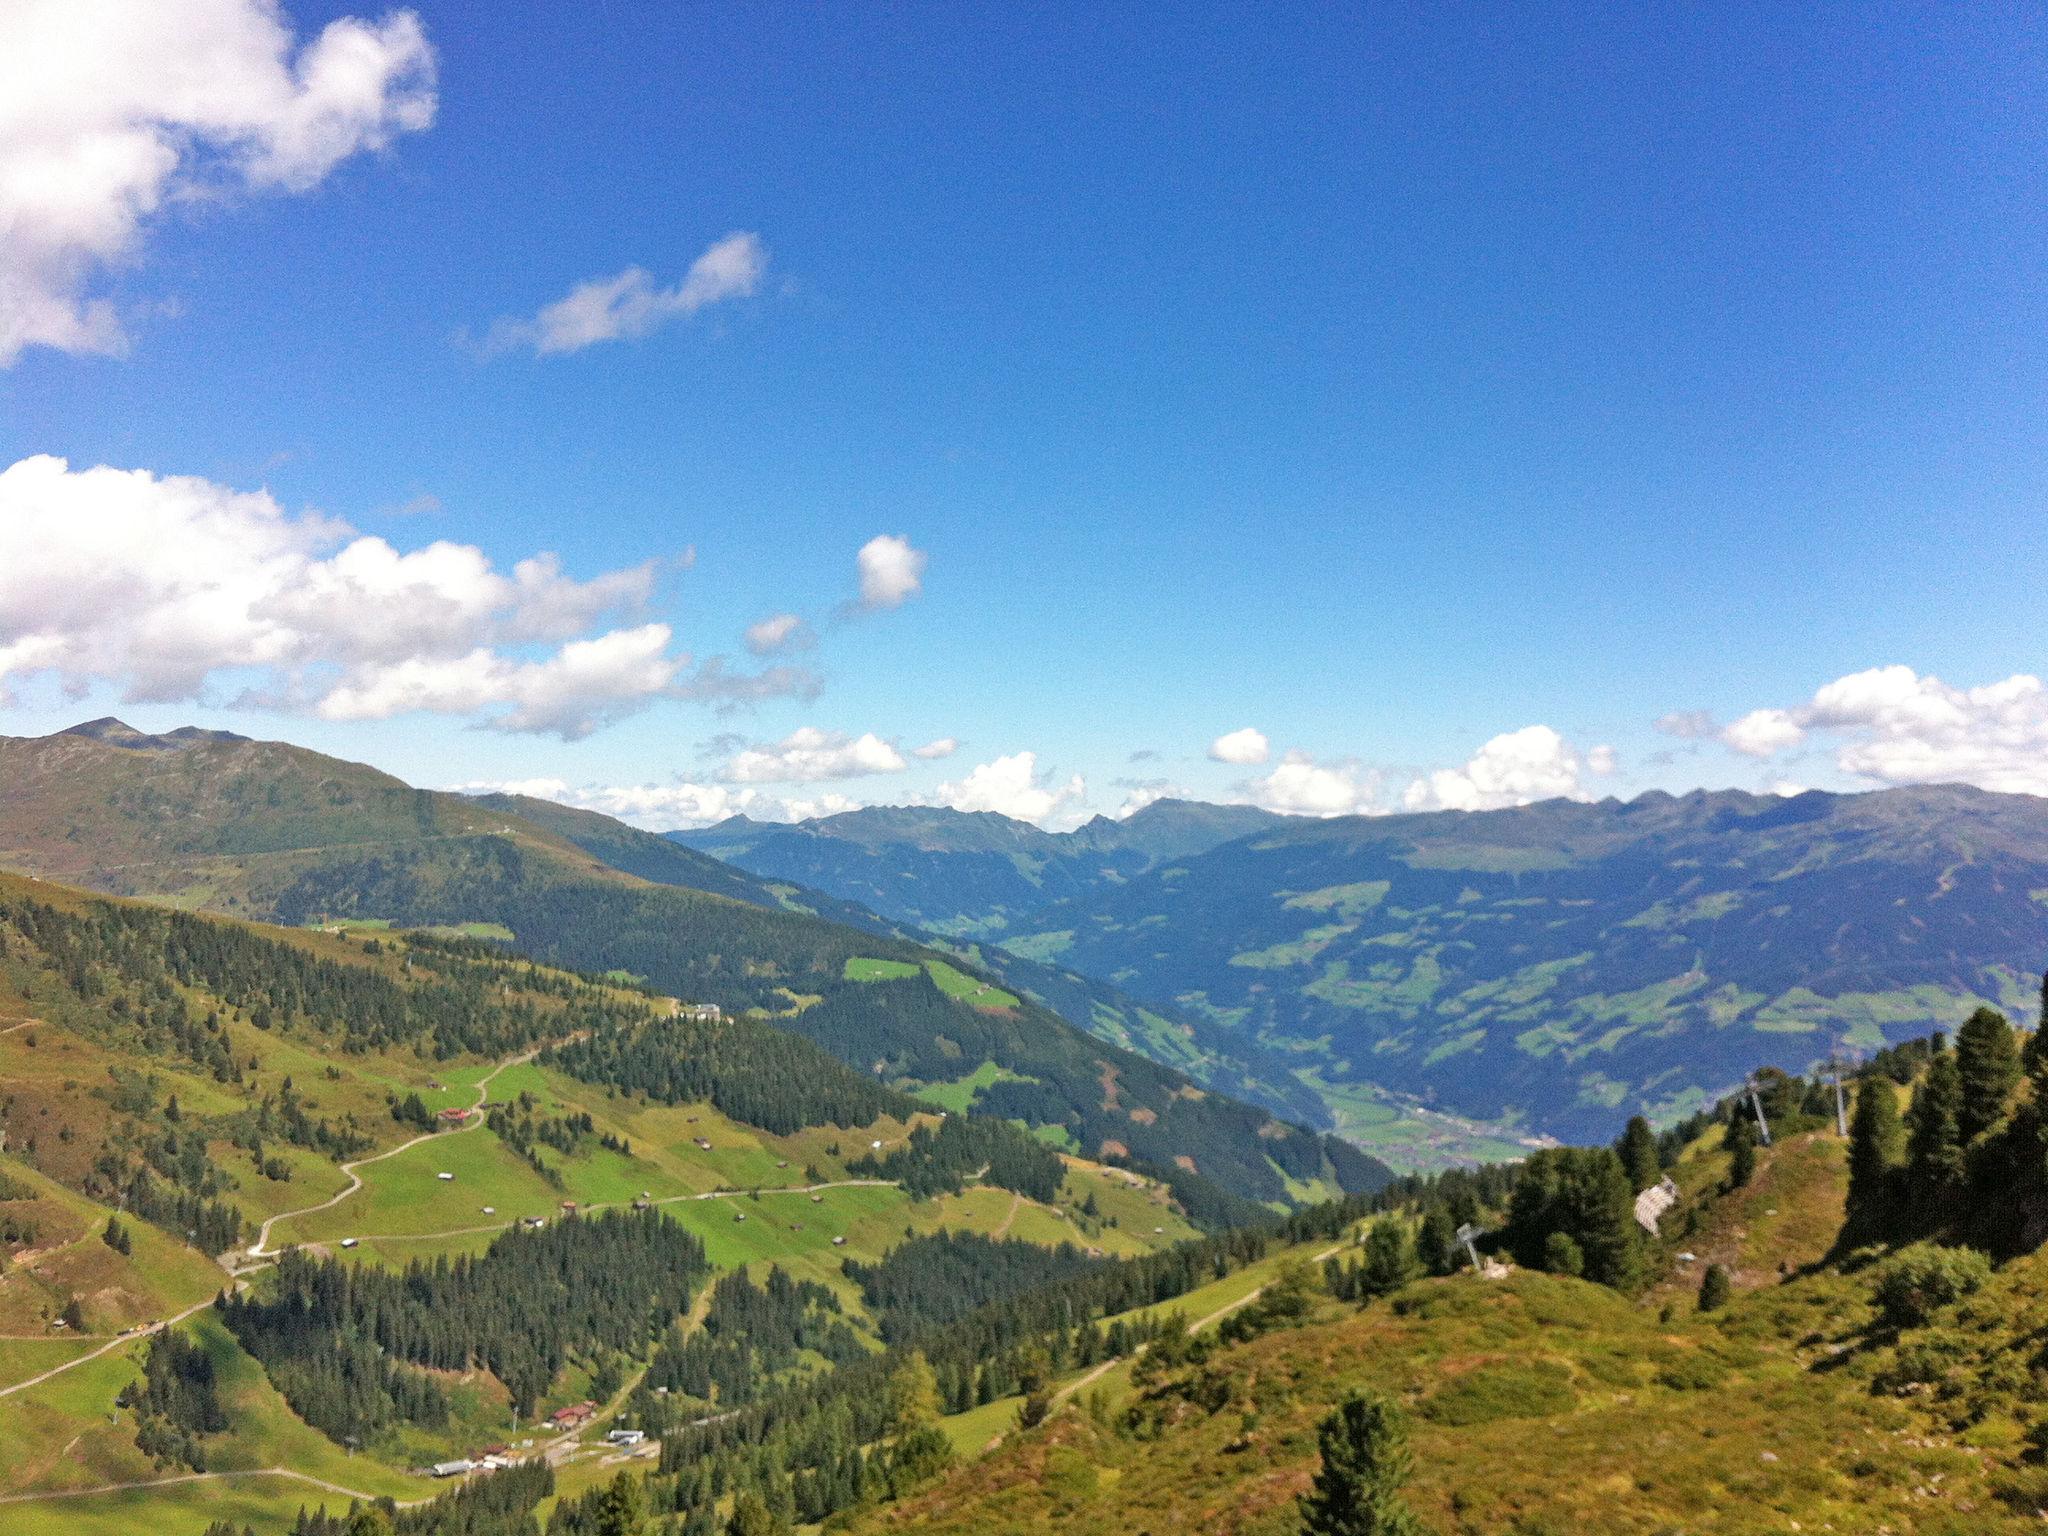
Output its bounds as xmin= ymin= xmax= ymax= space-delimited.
xmin=0 ymin=0 xmax=436 ymax=364
xmin=930 ymin=751 xmax=1086 ymax=826
xmin=1586 ymin=743 xmax=1619 ymax=776
xmin=0 ymin=453 xmax=794 ymax=737
xmin=744 ymin=612 xmax=812 ymax=655
xmin=1208 ymin=726 xmax=1270 ymax=765
xmin=1401 ymin=725 xmax=1597 ymax=812
xmin=912 ymin=737 xmax=958 ymax=760
xmin=480 ymin=233 xmax=765 ymax=357
xmin=455 ymin=775 xmax=856 ymax=831
xmin=317 ymin=623 xmax=679 ymax=739
xmin=722 ymin=726 xmax=907 ymax=784
xmin=1722 ymin=707 xmax=1805 ymax=759
xmin=1246 ymin=751 xmax=1381 ymax=817
xmin=1714 ymin=665 xmax=2048 ymax=794
xmin=855 ymin=534 xmax=926 ymax=610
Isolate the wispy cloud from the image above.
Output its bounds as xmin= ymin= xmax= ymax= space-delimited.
xmin=475 ymin=233 xmax=766 ymax=357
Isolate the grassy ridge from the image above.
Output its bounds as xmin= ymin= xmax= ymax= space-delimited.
xmin=855 ymin=1118 xmax=2045 ymax=1536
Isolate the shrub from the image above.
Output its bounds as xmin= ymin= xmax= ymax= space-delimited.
xmin=1420 ymin=1359 xmax=1575 ymax=1427
xmin=1542 ymin=1232 xmax=1584 ymax=1277
xmin=1873 ymin=1243 xmax=1993 ymax=1329
xmin=1651 ymin=1349 xmax=1729 ymax=1392
xmin=1697 ymin=1263 xmax=1731 ymax=1312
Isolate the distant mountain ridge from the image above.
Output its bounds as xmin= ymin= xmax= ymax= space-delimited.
xmin=674 ymin=783 xmax=2048 ymax=1141
xmin=672 ymin=799 xmax=1290 ymax=936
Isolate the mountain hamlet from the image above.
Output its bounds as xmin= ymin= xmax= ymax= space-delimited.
xmin=4 ymin=718 xmax=2048 ymax=1535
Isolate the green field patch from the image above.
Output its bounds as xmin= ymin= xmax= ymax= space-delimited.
xmin=1000 ymin=930 xmax=1075 ymax=963
xmin=923 ymin=960 xmax=1020 ymax=1009
xmin=0 ymin=1157 xmax=226 ymax=1338
xmin=913 ymin=1059 xmax=1033 ymax=1114
xmin=844 ymin=957 xmax=921 ymax=981
xmin=1229 ymin=922 xmax=1354 ymax=969
xmin=1573 ymin=1072 xmax=1629 ymax=1109
xmin=1750 ymin=983 xmax=1991 ymax=1036
xmin=666 ymin=1185 xmax=905 ymax=1271
xmin=272 ymin=1126 xmax=569 ymax=1245
xmin=0 ymin=1336 xmax=99 ymax=1388
xmin=410 ymin=921 xmax=515 ymax=942
xmin=1282 ymin=880 xmax=1392 ymax=916
xmin=1029 ymin=1121 xmax=1079 ymax=1151
xmin=1305 ymin=953 xmax=1444 ymax=1013
xmin=845 ymin=956 xmax=1022 ymax=1010
xmin=1422 ymin=1027 xmax=1488 ymax=1066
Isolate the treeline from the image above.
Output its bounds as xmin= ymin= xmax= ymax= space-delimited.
xmin=221 ymin=1209 xmax=709 ymax=1433
xmin=1846 ymin=1002 xmax=2047 ymax=1251
xmin=638 ymin=1267 xmax=864 ymax=1417
xmin=486 ymin=1103 xmax=604 ymax=1190
xmin=0 ymin=891 xmax=652 ymax=1063
xmin=543 ymin=1017 xmax=912 ymax=1136
xmin=80 ymin=1072 xmax=246 ymax=1252
xmin=847 ymin=1115 xmax=1065 ymax=1202
xmin=228 ymin=1079 xmax=376 ymax=1164
xmin=845 ymin=1231 xmax=1104 ymax=1340
xmin=646 ymin=1221 xmax=1279 ymax=1528
xmin=0 ymin=897 xmax=242 ymax=1082
xmin=120 ymin=1327 xmax=226 ymax=1471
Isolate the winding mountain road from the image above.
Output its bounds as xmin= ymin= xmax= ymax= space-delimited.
xmin=246 ymin=1043 xmax=549 ymax=1259
xmin=0 ymin=1466 xmax=428 ymax=1510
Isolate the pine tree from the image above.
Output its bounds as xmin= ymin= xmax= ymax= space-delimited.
xmin=726 ymin=1492 xmax=781 ymax=1536
xmin=1416 ymin=1206 xmax=1458 ymax=1277
xmin=1725 ymin=1111 xmax=1757 ymax=1189
xmin=1955 ymin=1006 xmax=2021 ymax=1144
xmin=886 ymin=1350 xmax=941 ymax=1434
xmin=1906 ymin=1045 xmax=1966 ymax=1208
xmin=596 ymin=1470 xmax=649 ymax=1536
xmin=1697 ymin=1263 xmax=1731 ymax=1312
xmin=1353 ymin=1221 xmax=1417 ymax=1300
xmin=1616 ymin=1115 xmax=1660 ymax=1192
xmin=1298 ymin=1390 xmax=1426 ymax=1536
xmin=1847 ymin=1075 xmax=1905 ymax=1232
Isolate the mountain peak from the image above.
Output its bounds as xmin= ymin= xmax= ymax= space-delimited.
xmin=56 ymin=718 xmax=248 ymax=751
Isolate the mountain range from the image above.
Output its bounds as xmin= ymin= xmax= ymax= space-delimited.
xmin=675 ymin=800 xmax=1289 ymax=937
xmin=679 ymin=786 xmax=2048 ymax=1141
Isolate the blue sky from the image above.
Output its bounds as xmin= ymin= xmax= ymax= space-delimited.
xmin=2 ymin=1 xmax=2046 ymax=825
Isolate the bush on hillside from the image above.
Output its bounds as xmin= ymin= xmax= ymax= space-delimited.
xmin=1873 ymin=1243 xmax=1993 ymax=1329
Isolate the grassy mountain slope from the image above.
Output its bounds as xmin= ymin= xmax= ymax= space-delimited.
xmin=1004 ymin=785 xmax=2048 ymax=1140
xmin=845 ymin=1099 xmax=2046 ymax=1535
xmin=0 ymin=871 xmax=1201 ymax=1528
xmin=0 ymin=723 xmax=1389 ymax=1214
